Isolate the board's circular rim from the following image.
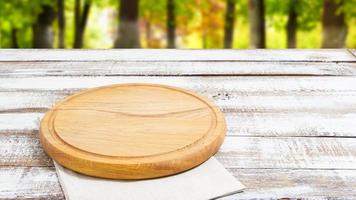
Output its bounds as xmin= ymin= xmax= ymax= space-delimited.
xmin=40 ymin=83 xmax=226 ymax=179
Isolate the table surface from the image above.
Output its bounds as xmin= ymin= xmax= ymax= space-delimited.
xmin=1 ymin=49 xmax=356 ymax=199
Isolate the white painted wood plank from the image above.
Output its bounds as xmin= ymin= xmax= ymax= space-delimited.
xmin=216 ymin=137 xmax=356 ymax=169
xmin=2 ymin=76 xmax=356 ymax=92
xmin=2 ymin=90 xmax=356 ymax=114
xmin=0 ymin=113 xmax=43 ymax=130
xmin=2 ymin=128 xmax=356 ymax=169
xmin=1 ymin=61 xmax=356 ymax=76
xmin=0 ymin=167 xmax=63 ymax=199
xmin=2 ymin=113 xmax=356 ymax=169
xmin=0 ymin=49 xmax=354 ymax=62
xmin=227 ymin=113 xmax=356 ymax=137
xmin=1 ymin=167 xmax=356 ymax=199
xmin=2 ymin=112 xmax=356 ymax=137
xmin=1 ymin=77 xmax=356 ymax=137
xmin=0 ymin=130 xmax=52 ymax=166
xmin=227 ymin=169 xmax=356 ymax=199
xmin=0 ymin=91 xmax=66 ymax=112
xmin=2 ymin=77 xmax=356 ymax=115
xmin=2 ymin=92 xmax=356 ymax=137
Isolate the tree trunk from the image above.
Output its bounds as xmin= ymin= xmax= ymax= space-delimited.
xmin=224 ymin=0 xmax=236 ymax=48
xmin=114 ymin=0 xmax=140 ymax=48
xmin=286 ymin=0 xmax=297 ymax=48
xmin=11 ymin=28 xmax=19 ymax=48
xmin=57 ymin=0 xmax=65 ymax=48
xmin=167 ymin=0 xmax=176 ymax=48
xmin=248 ymin=0 xmax=265 ymax=48
xmin=33 ymin=5 xmax=55 ymax=48
xmin=73 ymin=0 xmax=81 ymax=48
xmin=322 ymin=0 xmax=347 ymax=48
xmin=73 ymin=0 xmax=92 ymax=48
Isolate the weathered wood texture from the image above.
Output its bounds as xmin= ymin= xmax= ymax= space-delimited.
xmin=1 ymin=49 xmax=356 ymax=199
xmin=0 ymin=167 xmax=64 ymax=199
xmin=3 ymin=112 xmax=356 ymax=137
xmin=2 ymin=128 xmax=356 ymax=170
xmin=218 ymin=137 xmax=356 ymax=169
xmin=2 ymin=77 xmax=356 ymax=138
xmin=1 ymin=61 xmax=356 ymax=76
xmin=0 ymin=130 xmax=52 ymax=166
xmin=0 ymin=49 xmax=355 ymax=62
xmin=228 ymin=169 xmax=356 ymax=199
xmin=2 ymin=167 xmax=355 ymax=199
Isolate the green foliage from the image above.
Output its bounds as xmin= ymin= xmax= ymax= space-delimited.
xmin=296 ymin=0 xmax=323 ymax=30
xmin=140 ymin=0 xmax=166 ymax=25
xmin=265 ymin=0 xmax=323 ymax=31
xmin=140 ymin=0 xmax=165 ymax=15
xmin=176 ymin=0 xmax=197 ymax=19
xmin=235 ymin=0 xmax=248 ymax=22
xmin=265 ymin=0 xmax=288 ymax=30
xmin=0 ymin=0 xmax=355 ymax=48
xmin=343 ymin=0 xmax=356 ymax=20
xmin=0 ymin=0 xmax=54 ymax=47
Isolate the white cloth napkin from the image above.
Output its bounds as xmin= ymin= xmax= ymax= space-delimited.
xmin=55 ymin=157 xmax=245 ymax=200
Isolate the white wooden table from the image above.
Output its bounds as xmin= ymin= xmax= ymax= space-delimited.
xmin=1 ymin=49 xmax=356 ymax=199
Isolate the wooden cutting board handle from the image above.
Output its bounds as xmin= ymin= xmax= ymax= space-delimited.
xmin=40 ymin=83 xmax=226 ymax=179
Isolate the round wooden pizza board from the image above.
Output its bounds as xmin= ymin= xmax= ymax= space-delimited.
xmin=40 ymin=83 xmax=226 ymax=180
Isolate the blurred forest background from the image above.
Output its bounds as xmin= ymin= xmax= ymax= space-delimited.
xmin=0 ymin=0 xmax=355 ymax=49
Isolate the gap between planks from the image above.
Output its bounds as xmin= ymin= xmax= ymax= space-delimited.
xmin=347 ymin=49 xmax=356 ymax=58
